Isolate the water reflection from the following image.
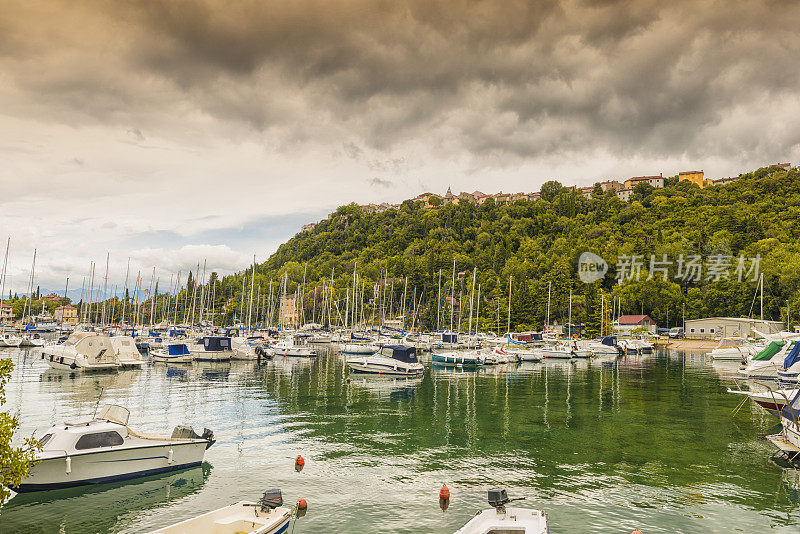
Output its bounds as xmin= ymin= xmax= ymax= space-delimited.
xmin=1 ymin=346 xmax=798 ymax=533
xmin=2 ymin=464 xmax=211 ymax=534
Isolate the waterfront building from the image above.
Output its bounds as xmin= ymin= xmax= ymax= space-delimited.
xmin=54 ymin=304 xmax=78 ymax=325
xmin=684 ymin=317 xmax=784 ymax=339
xmin=616 ymin=314 xmax=658 ymax=334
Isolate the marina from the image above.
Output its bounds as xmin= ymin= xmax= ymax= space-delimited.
xmin=1 ymin=343 xmax=798 ymax=533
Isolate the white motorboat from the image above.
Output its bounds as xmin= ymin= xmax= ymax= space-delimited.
xmin=110 ymin=336 xmax=144 ymax=367
xmin=189 ymin=336 xmax=233 ymax=362
xmin=150 ymin=490 xmax=292 ymax=534
xmin=539 ymin=342 xmax=573 ymax=359
xmin=454 ymin=488 xmax=548 ymax=534
xmin=586 ymin=336 xmax=621 ymax=356
xmin=340 ymin=343 xmax=380 ymax=355
xmin=739 ymin=340 xmax=788 ymax=379
xmin=271 ymin=335 xmax=316 ymax=357
xmin=347 ymin=345 xmax=423 ymax=376
xmin=19 ymin=331 xmax=46 ymax=347
xmin=777 ymin=341 xmax=800 ymax=383
xmin=14 ymin=405 xmax=214 ymax=493
xmin=500 ymin=345 xmax=542 ymax=362
xmin=709 ymin=337 xmax=759 ymax=361
xmin=0 ymin=331 xmax=22 ymax=347
xmin=152 ymin=343 xmax=195 ymax=364
xmin=727 ymin=384 xmax=796 ymax=416
xmin=40 ymin=332 xmax=121 ymax=371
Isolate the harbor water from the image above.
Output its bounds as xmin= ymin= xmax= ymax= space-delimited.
xmin=1 ymin=347 xmax=798 ymax=533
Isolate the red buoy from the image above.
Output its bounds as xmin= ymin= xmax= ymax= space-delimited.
xmin=439 ymin=484 xmax=450 ymax=500
xmin=632 ymin=530 xmax=643 ymax=534
xmin=346 ymin=377 xmax=351 ymax=383
xmin=296 ymin=498 xmax=308 ymax=510
xmin=295 ymin=455 xmax=305 ymax=471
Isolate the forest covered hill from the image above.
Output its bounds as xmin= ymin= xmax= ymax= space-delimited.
xmin=207 ymin=165 xmax=800 ymax=334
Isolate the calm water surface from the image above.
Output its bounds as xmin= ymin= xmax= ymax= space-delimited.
xmin=1 ymin=347 xmax=798 ymax=533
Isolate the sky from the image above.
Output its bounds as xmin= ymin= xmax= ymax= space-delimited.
xmin=1 ymin=0 xmax=799 ymax=294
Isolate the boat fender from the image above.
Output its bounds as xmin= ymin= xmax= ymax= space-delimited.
xmin=168 ymin=448 xmax=173 ymax=464
xmin=439 ymin=484 xmax=450 ymax=500
xmin=65 ymin=456 xmax=71 ymax=474
xmin=296 ymin=498 xmax=308 ymax=511
xmin=70 ymin=362 xmax=77 ymax=370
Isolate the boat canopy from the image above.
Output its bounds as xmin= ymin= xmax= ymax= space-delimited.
xmin=780 ymin=387 xmax=800 ymax=421
xmin=200 ymin=336 xmax=231 ymax=351
xmin=169 ymin=328 xmax=186 ymax=337
xmin=600 ymin=336 xmax=618 ymax=347
xmin=442 ymin=333 xmax=458 ymax=343
xmin=715 ymin=337 xmax=746 ymax=349
xmin=380 ymin=345 xmax=418 ymax=363
xmin=168 ymin=343 xmax=191 ymax=356
xmin=96 ymin=405 xmax=130 ymax=426
xmin=783 ymin=341 xmax=800 ymax=370
xmin=751 ymin=340 xmax=785 ymax=361
xmin=351 ymin=332 xmax=371 ymax=341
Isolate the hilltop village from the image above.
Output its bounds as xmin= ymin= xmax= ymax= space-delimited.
xmin=301 ymin=164 xmax=792 ymax=233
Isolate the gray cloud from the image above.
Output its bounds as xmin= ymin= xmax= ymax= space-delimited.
xmin=3 ymin=0 xmax=800 ymax=162
xmin=367 ymin=177 xmax=393 ymax=188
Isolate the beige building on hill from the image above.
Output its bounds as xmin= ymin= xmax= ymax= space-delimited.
xmin=279 ymin=294 xmax=299 ymax=328
xmin=0 ymin=303 xmax=12 ymax=322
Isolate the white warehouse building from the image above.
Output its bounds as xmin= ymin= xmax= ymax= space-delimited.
xmin=684 ymin=317 xmax=785 ymax=339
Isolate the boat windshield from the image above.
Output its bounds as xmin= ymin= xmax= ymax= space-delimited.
xmin=716 ymin=338 xmax=745 ymax=349
xmin=96 ymin=405 xmax=130 ymax=426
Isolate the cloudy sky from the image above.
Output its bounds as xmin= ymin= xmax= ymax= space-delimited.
xmin=1 ymin=0 xmax=799 ymax=293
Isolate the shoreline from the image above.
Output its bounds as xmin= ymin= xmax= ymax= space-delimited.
xmin=658 ymin=339 xmax=717 ymax=350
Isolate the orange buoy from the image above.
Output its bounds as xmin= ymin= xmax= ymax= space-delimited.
xmin=295 ymin=455 xmax=305 ymax=471
xmin=439 ymin=484 xmax=450 ymax=500
xmin=296 ymin=498 xmax=308 ymax=510
xmin=346 ymin=377 xmax=351 ymax=383
xmin=632 ymin=529 xmax=643 ymax=534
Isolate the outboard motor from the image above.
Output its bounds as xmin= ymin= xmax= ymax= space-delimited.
xmin=259 ymin=489 xmax=283 ymax=511
xmin=201 ymin=428 xmax=215 ymax=449
xmin=487 ymin=488 xmax=524 ymax=511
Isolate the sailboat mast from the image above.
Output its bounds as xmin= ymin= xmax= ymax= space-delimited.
xmin=247 ymin=255 xmax=256 ymax=333
xmin=507 ymin=275 xmax=512 ymax=334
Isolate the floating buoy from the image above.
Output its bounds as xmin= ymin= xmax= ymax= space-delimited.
xmin=295 ymin=454 xmax=305 ymax=472
xmin=632 ymin=530 xmax=643 ymax=534
xmin=439 ymin=484 xmax=450 ymax=500
xmin=296 ymin=498 xmax=308 ymax=510
xmin=346 ymin=377 xmax=351 ymax=383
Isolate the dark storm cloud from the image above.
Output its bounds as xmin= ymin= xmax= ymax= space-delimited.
xmin=3 ymin=0 xmax=800 ymax=162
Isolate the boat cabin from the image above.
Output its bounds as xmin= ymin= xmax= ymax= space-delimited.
xmin=166 ymin=343 xmax=191 ymax=356
xmin=63 ymin=332 xmax=118 ymax=364
xmin=198 ymin=336 xmax=232 ymax=352
xmin=38 ymin=406 xmax=131 ymax=457
xmin=378 ymin=345 xmax=418 ymax=363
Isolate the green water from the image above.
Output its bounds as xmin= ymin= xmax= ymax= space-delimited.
xmin=0 ymin=347 xmax=797 ymax=533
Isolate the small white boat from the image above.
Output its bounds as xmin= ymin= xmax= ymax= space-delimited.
xmin=727 ymin=385 xmax=796 ymax=416
xmin=454 ymin=488 xmax=548 ymax=534
xmin=152 ymin=343 xmax=195 ymax=363
xmin=272 ymin=335 xmax=316 ymax=357
xmin=150 ymin=490 xmax=292 ymax=534
xmin=189 ymin=336 xmax=233 ymax=362
xmin=14 ymin=405 xmax=214 ymax=493
xmin=340 ymin=343 xmax=379 ymax=355
xmin=0 ymin=331 xmax=22 ymax=347
xmin=766 ymin=389 xmax=800 ymax=463
xmin=347 ymin=345 xmax=423 ymax=376
xmin=709 ymin=337 xmax=758 ymax=361
xmin=40 ymin=332 xmax=121 ymax=371
xmin=739 ymin=340 xmax=788 ymax=379
xmin=19 ymin=332 xmax=46 ymax=347
xmin=539 ymin=343 xmax=573 ymax=359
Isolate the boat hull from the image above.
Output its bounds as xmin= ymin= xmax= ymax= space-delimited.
xmin=431 ymin=353 xmax=482 ymax=367
xmin=15 ymin=441 xmax=208 ymax=493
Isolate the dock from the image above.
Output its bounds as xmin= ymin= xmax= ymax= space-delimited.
xmin=766 ymin=432 xmax=800 ymax=460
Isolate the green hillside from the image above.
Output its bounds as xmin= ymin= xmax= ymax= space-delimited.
xmin=218 ymin=166 xmax=800 ymax=334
